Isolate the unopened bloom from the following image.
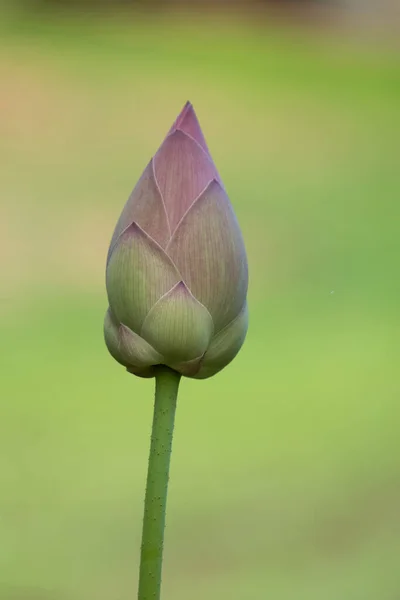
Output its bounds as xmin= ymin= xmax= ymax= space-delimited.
xmin=104 ymin=102 xmax=248 ymax=379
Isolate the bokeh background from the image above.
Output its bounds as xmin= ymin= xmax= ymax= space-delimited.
xmin=1 ymin=1 xmax=399 ymax=599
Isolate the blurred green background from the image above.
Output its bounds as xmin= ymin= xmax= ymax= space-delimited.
xmin=1 ymin=3 xmax=399 ymax=600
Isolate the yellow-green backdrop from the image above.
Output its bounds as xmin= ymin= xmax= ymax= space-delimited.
xmin=1 ymin=7 xmax=399 ymax=600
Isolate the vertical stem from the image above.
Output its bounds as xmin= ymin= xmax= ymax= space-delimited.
xmin=138 ymin=365 xmax=181 ymax=600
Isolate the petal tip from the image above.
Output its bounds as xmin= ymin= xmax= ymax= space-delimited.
xmin=207 ymin=178 xmax=222 ymax=192
xmin=120 ymin=221 xmax=153 ymax=244
xmin=171 ymin=280 xmax=197 ymax=300
xmin=121 ymin=220 xmax=141 ymax=237
xmin=175 ymin=280 xmax=189 ymax=292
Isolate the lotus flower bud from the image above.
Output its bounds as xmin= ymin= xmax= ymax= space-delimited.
xmin=104 ymin=102 xmax=248 ymax=379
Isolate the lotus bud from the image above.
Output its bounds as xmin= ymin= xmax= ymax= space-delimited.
xmin=104 ymin=102 xmax=248 ymax=379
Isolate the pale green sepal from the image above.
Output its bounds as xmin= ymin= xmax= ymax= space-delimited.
xmin=141 ymin=281 xmax=214 ymax=363
xmin=169 ymin=355 xmax=203 ymax=377
xmin=104 ymin=308 xmax=163 ymax=376
xmin=104 ymin=308 xmax=130 ymax=367
xmin=106 ymin=222 xmax=180 ymax=334
xmin=126 ymin=365 xmax=158 ymax=379
xmin=119 ymin=323 xmax=163 ymax=367
xmin=194 ymin=302 xmax=248 ymax=379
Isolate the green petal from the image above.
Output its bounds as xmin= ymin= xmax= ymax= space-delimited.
xmin=108 ymin=160 xmax=170 ymax=259
xmin=141 ymin=281 xmax=214 ymax=363
xmin=167 ymin=180 xmax=248 ymax=332
xmin=106 ymin=223 xmax=180 ymax=333
xmin=194 ymin=303 xmax=248 ymax=379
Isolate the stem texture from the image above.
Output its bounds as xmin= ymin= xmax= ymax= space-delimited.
xmin=138 ymin=365 xmax=181 ymax=600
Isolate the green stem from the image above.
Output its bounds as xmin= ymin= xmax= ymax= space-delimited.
xmin=138 ymin=365 xmax=181 ymax=600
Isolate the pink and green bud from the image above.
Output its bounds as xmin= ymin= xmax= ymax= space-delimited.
xmin=104 ymin=102 xmax=248 ymax=379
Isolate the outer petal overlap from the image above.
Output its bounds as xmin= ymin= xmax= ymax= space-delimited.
xmin=194 ymin=303 xmax=248 ymax=379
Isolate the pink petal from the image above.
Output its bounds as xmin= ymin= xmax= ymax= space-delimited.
xmin=166 ymin=180 xmax=248 ymax=333
xmin=108 ymin=161 xmax=170 ymax=261
xmin=153 ymin=130 xmax=218 ymax=232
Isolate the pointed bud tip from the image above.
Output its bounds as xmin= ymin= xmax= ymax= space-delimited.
xmin=176 ymin=100 xmax=194 ymax=122
xmin=170 ymin=101 xmax=196 ymax=131
xmin=167 ymin=101 xmax=210 ymax=154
